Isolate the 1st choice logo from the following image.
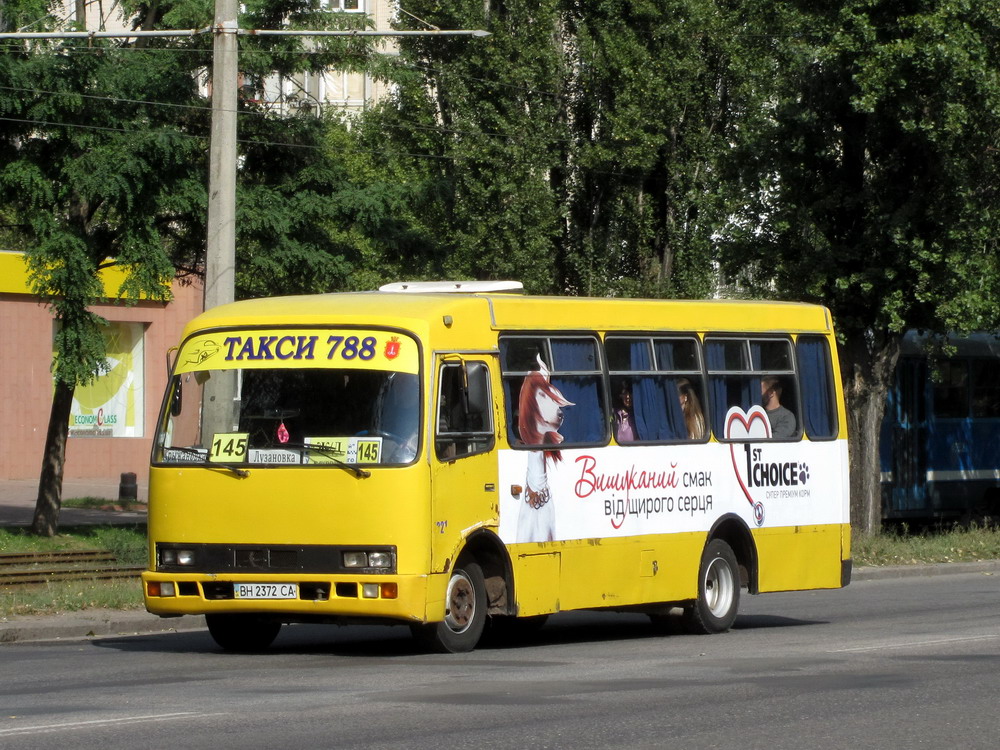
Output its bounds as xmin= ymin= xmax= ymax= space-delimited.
xmin=742 ymin=444 xmax=809 ymax=488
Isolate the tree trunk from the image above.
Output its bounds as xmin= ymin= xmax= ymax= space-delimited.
xmin=135 ymin=0 xmax=161 ymax=48
xmin=31 ymin=380 xmax=76 ymax=536
xmin=839 ymin=331 xmax=901 ymax=536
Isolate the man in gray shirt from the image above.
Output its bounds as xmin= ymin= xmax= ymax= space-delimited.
xmin=761 ymin=376 xmax=797 ymax=439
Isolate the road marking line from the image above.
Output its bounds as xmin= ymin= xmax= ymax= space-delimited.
xmin=0 ymin=711 xmax=219 ymax=737
xmin=829 ymin=634 xmax=1000 ymax=653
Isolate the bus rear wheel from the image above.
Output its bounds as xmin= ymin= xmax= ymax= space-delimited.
xmin=684 ymin=539 xmax=740 ymax=634
xmin=206 ymin=614 xmax=282 ymax=652
xmin=411 ymin=563 xmax=487 ymax=653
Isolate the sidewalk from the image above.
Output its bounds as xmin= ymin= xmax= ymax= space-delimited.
xmin=0 ymin=478 xmax=148 ymax=527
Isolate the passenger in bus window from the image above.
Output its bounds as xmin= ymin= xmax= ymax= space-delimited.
xmin=761 ymin=376 xmax=796 ymax=438
xmin=677 ymin=379 xmax=706 ymax=440
xmin=613 ymin=383 xmax=638 ymax=443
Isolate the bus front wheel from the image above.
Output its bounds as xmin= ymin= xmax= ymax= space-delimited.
xmin=411 ymin=563 xmax=487 ymax=653
xmin=684 ymin=539 xmax=740 ymax=634
xmin=206 ymin=614 xmax=282 ymax=652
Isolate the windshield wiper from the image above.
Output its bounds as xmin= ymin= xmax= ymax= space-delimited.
xmin=280 ymin=443 xmax=371 ymax=479
xmin=159 ymin=446 xmax=250 ymax=478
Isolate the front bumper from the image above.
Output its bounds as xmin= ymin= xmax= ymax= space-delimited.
xmin=142 ymin=571 xmax=435 ymax=623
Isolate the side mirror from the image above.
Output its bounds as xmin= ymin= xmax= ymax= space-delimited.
xmin=464 ymin=362 xmax=489 ymax=416
xmin=170 ymin=378 xmax=183 ymax=417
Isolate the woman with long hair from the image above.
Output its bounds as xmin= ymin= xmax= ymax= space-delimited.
xmin=677 ymin=378 xmax=706 ymax=440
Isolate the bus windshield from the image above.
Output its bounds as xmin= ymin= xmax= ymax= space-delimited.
xmin=155 ymin=329 xmax=420 ymax=468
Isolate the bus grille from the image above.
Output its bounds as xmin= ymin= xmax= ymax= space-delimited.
xmin=155 ymin=543 xmax=396 ymax=574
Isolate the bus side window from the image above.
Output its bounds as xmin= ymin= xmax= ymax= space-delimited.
xmin=932 ymin=360 xmax=970 ymax=418
xmin=971 ymin=359 xmax=1000 ymax=417
xmin=500 ymin=335 xmax=607 ymax=448
xmin=706 ymin=339 xmax=751 ymax=438
xmin=435 ymin=361 xmax=495 ymax=461
xmin=707 ymin=337 xmax=800 ymax=440
xmin=605 ymin=336 xmax=707 ymax=443
xmin=796 ymin=335 xmax=838 ymax=439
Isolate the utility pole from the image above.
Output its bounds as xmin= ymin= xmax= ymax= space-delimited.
xmin=199 ymin=0 xmax=241 ymax=436
xmin=204 ymin=0 xmax=239 ymax=313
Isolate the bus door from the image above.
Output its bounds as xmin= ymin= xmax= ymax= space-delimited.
xmin=889 ymin=358 xmax=928 ymax=514
xmin=429 ymin=354 xmax=500 ymax=574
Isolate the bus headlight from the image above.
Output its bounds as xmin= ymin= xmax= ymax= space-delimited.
xmin=160 ymin=548 xmax=197 ymax=567
xmin=343 ymin=551 xmax=369 ymax=568
xmin=342 ymin=550 xmax=393 ymax=570
xmin=176 ymin=549 xmax=197 ymax=566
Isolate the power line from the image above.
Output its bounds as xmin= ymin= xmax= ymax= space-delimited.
xmin=0 ymin=114 xmax=196 ymax=139
xmin=0 ymin=28 xmax=488 ymax=40
xmin=0 ymin=37 xmax=565 ymax=104
xmin=0 ymin=111 xmax=624 ymax=170
xmin=0 ymin=113 xmax=463 ymax=159
xmin=0 ymin=82 xmax=537 ymax=144
xmin=0 ymin=85 xmax=213 ymax=115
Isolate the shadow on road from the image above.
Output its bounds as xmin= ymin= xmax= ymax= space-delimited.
xmin=734 ymin=613 xmax=828 ymax=630
xmin=89 ymin=610 xmax=827 ymax=658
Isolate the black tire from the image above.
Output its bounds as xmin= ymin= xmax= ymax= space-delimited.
xmin=683 ymin=539 xmax=740 ymax=634
xmin=206 ymin=614 xmax=282 ymax=652
xmin=410 ymin=563 xmax=487 ymax=653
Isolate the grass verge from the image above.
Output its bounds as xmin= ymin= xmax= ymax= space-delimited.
xmin=852 ymin=523 xmax=1000 ymax=567
xmin=0 ymin=525 xmax=146 ymax=565
xmin=1 ymin=578 xmax=144 ymax=617
xmin=1 ymin=526 xmax=147 ymax=618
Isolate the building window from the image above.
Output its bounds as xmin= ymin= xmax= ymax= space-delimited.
xmin=319 ymin=0 xmax=365 ymax=11
xmin=68 ymin=321 xmax=145 ymax=438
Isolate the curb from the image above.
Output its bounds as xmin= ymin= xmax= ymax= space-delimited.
xmin=0 ymin=610 xmax=206 ymax=644
xmin=851 ymin=559 xmax=1000 ymax=581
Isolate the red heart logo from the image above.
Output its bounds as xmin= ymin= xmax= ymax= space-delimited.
xmin=725 ymin=406 xmax=770 ymax=526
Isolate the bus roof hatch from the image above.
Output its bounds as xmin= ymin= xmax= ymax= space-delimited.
xmin=378 ymin=280 xmax=524 ymax=294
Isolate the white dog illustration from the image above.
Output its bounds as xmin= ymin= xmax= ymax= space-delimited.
xmin=516 ymin=356 xmax=573 ymax=543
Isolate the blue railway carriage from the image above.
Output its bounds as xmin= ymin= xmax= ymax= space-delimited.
xmin=880 ymin=331 xmax=1000 ymax=521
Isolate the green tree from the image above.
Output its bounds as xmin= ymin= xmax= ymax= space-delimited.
xmin=357 ymin=0 xmax=567 ymax=293
xmin=360 ymin=0 xmax=749 ymax=299
xmin=562 ymin=0 xmax=749 ymax=299
xmin=1 ymin=4 xmax=205 ymax=535
xmin=720 ymin=0 xmax=1000 ymax=533
xmin=0 ymin=0 xmax=383 ymax=533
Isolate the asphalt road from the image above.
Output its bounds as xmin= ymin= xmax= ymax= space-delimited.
xmin=3 ymin=571 xmax=999 ymax=749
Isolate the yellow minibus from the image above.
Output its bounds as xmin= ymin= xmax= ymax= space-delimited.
xmin=143 ymin=282 xmax=851 ymax=652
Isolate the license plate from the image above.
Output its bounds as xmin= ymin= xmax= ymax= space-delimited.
xmin=233 ymin=582 xmax=298 ymax=600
